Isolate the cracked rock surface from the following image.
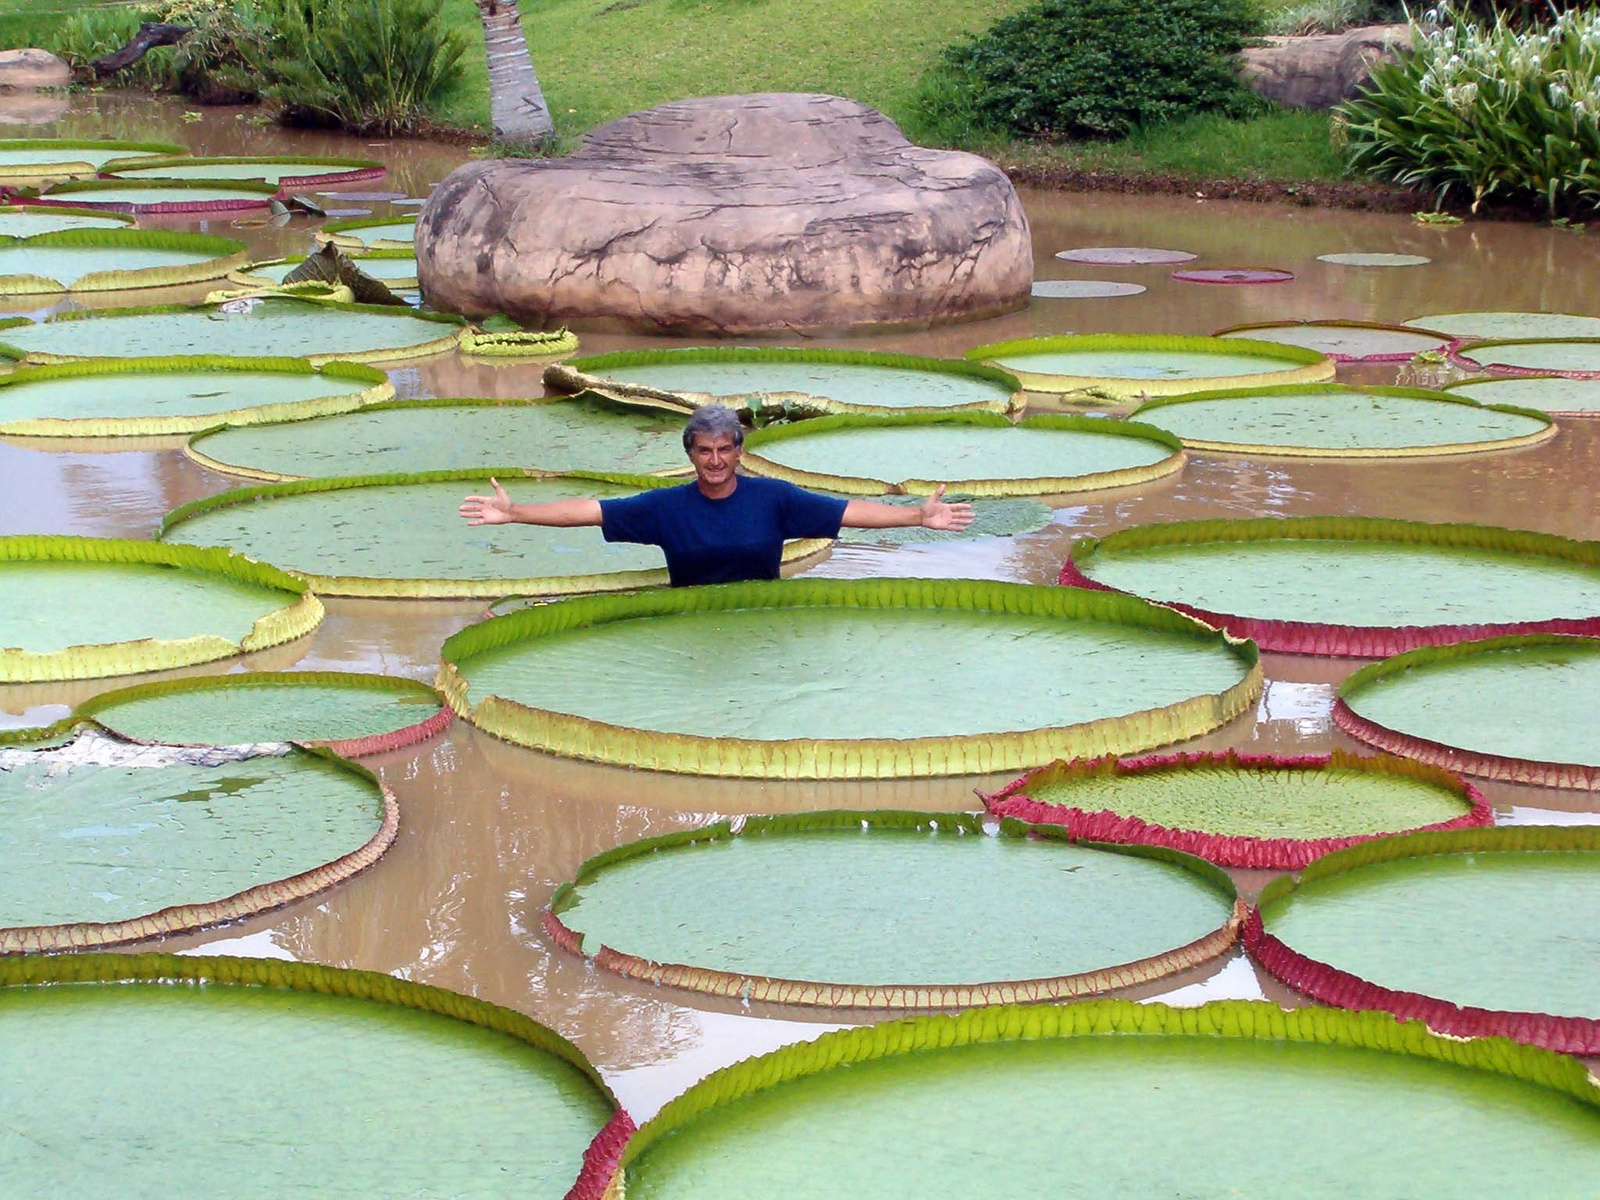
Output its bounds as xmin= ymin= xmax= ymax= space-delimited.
xmin=415 ymin=93 xmax=1033 ymax=335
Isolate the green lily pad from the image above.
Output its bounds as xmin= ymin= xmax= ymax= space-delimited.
xmin=549 ymin=813 xmax=1237 ymax=1005
xmin=185 ymin=397 xmax=687 ymax=481
xmin=1 ymin=740 xmax=389 ymax=947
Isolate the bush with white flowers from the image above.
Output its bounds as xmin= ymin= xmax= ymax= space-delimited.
xmin=1339 ymin=3 xmax=1600 ymax=214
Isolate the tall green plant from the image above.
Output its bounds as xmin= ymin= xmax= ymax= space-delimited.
xmin=241 ymin=0 xmax=468 ymax=135
xmin=1340 ymin=4 xmax=1600 ymax=214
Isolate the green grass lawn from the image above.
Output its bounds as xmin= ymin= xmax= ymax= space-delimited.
xmin=525 ymin=0 xmax=1024 ymax=139
xmin=0 ymin=0 xmax=128 ymax=47
xmin=434 ymin=0 xmax=492 ymax=132
xmin=522 ymin=0 xmax=1352 ymax=184
xmin=998 ymin=110 xmax=1347 ymax=182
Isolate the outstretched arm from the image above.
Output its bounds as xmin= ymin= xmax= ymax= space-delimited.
xmin=460 ymin=478 xmax=603 ymax=527
xmin=842 ymin=485 xmax=975 ymax=532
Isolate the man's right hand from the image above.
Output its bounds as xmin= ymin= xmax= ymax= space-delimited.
xmin=460 ymin=477 xmax=516 ymax=525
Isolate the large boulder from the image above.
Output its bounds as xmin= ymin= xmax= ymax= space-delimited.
xmin=0 ymin=49 xmax=71 ymax=93
xmin=415 ymin=93 xmax=1033 ymax=335
xmin=1240 ymin=24 xmax=1410 ymax=110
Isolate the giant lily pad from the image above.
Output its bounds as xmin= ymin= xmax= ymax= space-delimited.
xmin=103 ymin=154 xmax=386 ymax=188
xmin=232 ymin=250 xmax=418 ymax=290
xmin=963 ymin=334 xmax=1334 ymax=396
xmin=1129 ymin=383 xmax=1554 ymax=458
xmin=185 ymin=396 xmax=686 ymax=482
xmin=1172 ymin=267 xmax=1294 ymax=285
xmin=1335 ymin=634 xmax=1600 ymax=790
xmin=1214 ymin=320 xmax=1453 ymax=363
xmin=0 ymin=954 xmax=627 ymax=1197
xmin=27 ymin=178 xmax=281 ymax=213
xmin=0 ymin=357 xmax=391 ymax=438
xmin=985 ymin=749 xmax=1489 ymax=869
xmin=1248 ymin=826 xmax=1600 ymax=1052
xmin=1317 ymin=252 xmax=1430 ymax=267
xmin=741 ymin=412 xmax=1184 ymax=497
xmin=547 ymin=812 xmax=1241 ymax=1007
xmin=1055 ymin=246 xmax=1195 ymax=264
xmin=438 ymin=578 xmax=1262 ymax=779
xmin=0 ymin=299 xmax=464 ymax=365
xmin=156 ymin=471 xmax=823 ymax=599
xmin=79 ymin=672 xmax=450 ymax=758
xmin=0 ymin=205 xmax=133 ymax=237
xmin=0 ymin=737 xmax=393 ymax=952
xmin=1062 ymin=517 xmax=1600 ymax=656
xmin=1444 ymin=374 xmax=1600 ymax=417
xmin=1030 ymin=280 xmax=1146 ymax=299
xmin=0 ymin=536 xmax=322 ymax=683
xmin=1406 ymin=311 xmax=1600 ymax=340
xmin=315 ymin=215 xmax=417 ymax=251
xmin=600 ymin=1000 xmax=1600 ymax=1200
xmin=544 ymin=347 xmax=1022 ymax=415
xmin=0 ymin=139 xmax=186 ymax=187
xmin=1452 ymin=338 xmax=1600 ymax=379
xmin=0 ymin=229 xmax=250 ymax=295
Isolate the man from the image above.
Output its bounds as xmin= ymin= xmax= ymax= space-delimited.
xmin=459 ymin=404 xmax=975 ymax=586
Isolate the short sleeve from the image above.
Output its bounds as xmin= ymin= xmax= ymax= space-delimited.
xmin=775 ymin=480 xmax=848 ymax=540
xmin=600 ymin=490 xmax=665 ymax=545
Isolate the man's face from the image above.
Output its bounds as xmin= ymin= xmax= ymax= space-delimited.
xmin=689 ymin=432 xmax=741 ymax=487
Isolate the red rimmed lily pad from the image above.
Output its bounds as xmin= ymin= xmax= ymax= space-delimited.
xmin=1060 ymin=516 xmax=1600 ymax=657
xmin=1451 ymin=338 xmax=1600 ymax=380
xmin=984 ymin=749 xmax=1490 ymax=869
xmin=1246 ymin=826 xmax=1600 ymax=1053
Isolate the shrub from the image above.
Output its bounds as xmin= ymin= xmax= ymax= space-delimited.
xmin=917 ymin=0 xmax=1261 ymax=142
xmin=159 ymin=0 xmax=274 ymax=103
xmin=1339 ymin=3 xmax=1600 ymax=214
xmin=239 ymin=0 xmax=468 ymax=134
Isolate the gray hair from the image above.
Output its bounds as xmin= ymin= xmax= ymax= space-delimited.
xmin=682 ymin=404 xmax=745 ymax=453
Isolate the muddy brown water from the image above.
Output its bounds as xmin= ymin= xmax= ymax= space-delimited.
xmin=2 ymin=95 xmax=1598 ymax=1111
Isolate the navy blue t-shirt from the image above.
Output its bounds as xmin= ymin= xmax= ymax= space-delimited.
xmin=599 ymin=476 xmax=847 ymax=587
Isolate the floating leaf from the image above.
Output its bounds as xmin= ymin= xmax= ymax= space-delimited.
xmin=0 ymin=535 xmax=322 ymax=682
xmin=1336 ymin=633 xmax=1600 ymax=789
xmin=1 ymin=739 xmax=393 ymax=952
xmin=438 ymin=578 xmax=1261 ymax=779
xmin=986 ymin=748 xmax=1489 ymax=869
xmin=546 ymin=346 xmax=1022 ymax=416
xmin=1129 ymin=383 xmax=1553 ymax=457
xmin=1250 ymin=825 xmax=1600 ymax=1051
xmin=742 ymin=411 xmax=1183 ymax=497
xmin=79 ymin=671 xmax=450 ymax=758
xmin=1063 ymin=517 xmax=1600 ymax=656
xmin=0 ymin=356 xmax=390 ymax=438
xmin=547 ymin=811 xmax=1241 ymax=1007
xmin=963 ymin=333 xmax=1333 ymax=396
xmin=101 ymin=154 xmax=386 ymax=188
xmin=605 ymin=998 xmax=1600 ymax=1199
xmin=0 ymin=228 xmax=251 ymax=296
xmin=0 ymin=298 xmax=465 ymax=365
xmin=0 ymin=953 xmax=626 ymax=1199
xmin=1213 ymin=320 xmax=1452 ymax=364
xmin=185 ymin=396 xmax=685 ymax=481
